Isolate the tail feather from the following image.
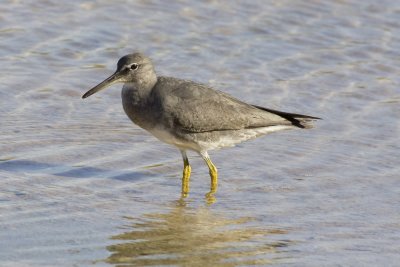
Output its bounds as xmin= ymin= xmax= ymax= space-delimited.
xmin=252 ymin=105 xmax=321 ymax=129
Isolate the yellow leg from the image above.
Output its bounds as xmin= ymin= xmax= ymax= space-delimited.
xmin=206 ymin=159 xmax=218 ymax=193
xmin=181 ymin=150 xmax=191 ymax=198
xmin=201 ymin=151 xmax=218 ymax=203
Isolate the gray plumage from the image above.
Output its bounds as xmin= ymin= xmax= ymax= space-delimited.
xmin=83 ymin=52 xmax=320 ymax=198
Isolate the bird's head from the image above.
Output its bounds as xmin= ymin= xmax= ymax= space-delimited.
xmin=82 ymin=53 xmax=156 ymax=99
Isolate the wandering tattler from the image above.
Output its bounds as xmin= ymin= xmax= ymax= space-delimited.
xmin=82 ymin=53 xmax=320 ymax=199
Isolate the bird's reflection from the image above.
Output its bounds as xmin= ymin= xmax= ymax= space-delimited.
xmin=106 ymin=199 xmax=291 ymax=266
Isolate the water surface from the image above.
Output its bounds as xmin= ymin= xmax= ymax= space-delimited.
xmin=0 ymin=0 xmax=399 ymax=266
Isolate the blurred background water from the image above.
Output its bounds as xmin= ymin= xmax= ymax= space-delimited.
xmin=0 ymin=0 xmax=399 ymax=266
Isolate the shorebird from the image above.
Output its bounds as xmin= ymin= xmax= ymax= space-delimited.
xmin=82 ymin=53 xmax=320 ymax=200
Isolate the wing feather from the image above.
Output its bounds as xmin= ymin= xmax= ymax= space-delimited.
xmin=152 ymin=77 xmax=314 ymax=133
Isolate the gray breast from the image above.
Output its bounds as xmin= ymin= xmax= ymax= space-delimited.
xmin=121 ymin=84 xmax=160 ymax=131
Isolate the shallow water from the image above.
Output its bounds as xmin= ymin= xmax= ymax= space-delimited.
xmin=1 ymin=0 xmax=399 ymax=266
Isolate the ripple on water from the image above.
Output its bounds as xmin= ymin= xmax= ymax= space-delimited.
xmin=106 ymin=201 xmax=292 ymax=266
xmin=1 ymin=0 xmax=400 ymax=266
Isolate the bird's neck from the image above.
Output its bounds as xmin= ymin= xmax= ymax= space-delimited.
xmin=121 ymin=74 xmax=158 ymax=131
xmin=123 ymin=74 xmax=157 ymax=102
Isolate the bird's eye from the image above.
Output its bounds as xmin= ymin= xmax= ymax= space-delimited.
xmin=130 ymin=63 xmax=138 ymax=70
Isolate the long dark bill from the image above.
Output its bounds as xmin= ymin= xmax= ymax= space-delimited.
xmin=82 ymin=71 xmax=122 ymax=99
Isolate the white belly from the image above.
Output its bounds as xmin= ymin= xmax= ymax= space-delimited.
xmin=196 ymin=125 xmax=294 ymax=151
xmin=148 ymin=125 xmax=294 ymax=152
xmin=148 ymin=127 xmax=202 ymax=151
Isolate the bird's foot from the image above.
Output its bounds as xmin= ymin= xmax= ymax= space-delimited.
xmin=205 ymin=191 xmax=216 ymax=204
